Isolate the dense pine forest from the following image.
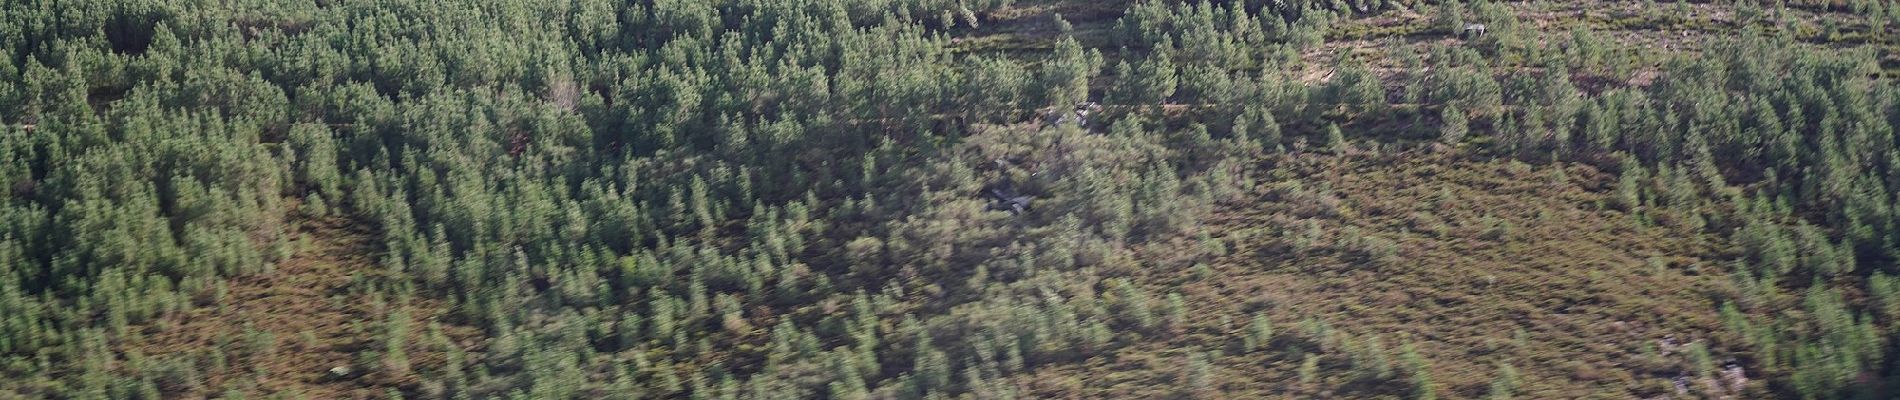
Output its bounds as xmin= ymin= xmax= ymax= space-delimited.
xmin=5 ymin=0 xmax=1900 ymax=398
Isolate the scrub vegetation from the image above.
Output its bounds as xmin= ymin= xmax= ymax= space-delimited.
xmin=3 ymin=0 xmax=1900 ymax=398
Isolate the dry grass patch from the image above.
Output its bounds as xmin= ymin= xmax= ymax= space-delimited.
xmin=118 ymin=212 xmax=482 ymax=398
xmin=1009 ymin=150 xmax=1745 ymax=399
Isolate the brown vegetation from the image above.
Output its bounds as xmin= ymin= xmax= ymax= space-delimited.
xmin=120 ymin=210 xmax=481 ymax=398
xmin=1011 ymin=150 xmax=1744 ymax=398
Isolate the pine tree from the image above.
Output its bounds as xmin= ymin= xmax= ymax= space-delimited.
xmin=1136 ymin=50 xmax=1179 ymax=105
xmin=1402 ymin=343 xmax=1436 ymax=400
xmin=909 ymin=334 xmax=951 ymax=398
xmin=1441 ymin=104 xmax=1469 ymax=143
xmin=1436 ymin=0 xmax=1467 ymax=35
xmin=1487 ymin=362 xmax=1520 ymax=400
xmin=1244 ymin=315 xmax=1275 ymax=352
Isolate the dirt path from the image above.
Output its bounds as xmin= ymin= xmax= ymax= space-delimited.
xmin=125 ymin=212 xmax=480 ymax=399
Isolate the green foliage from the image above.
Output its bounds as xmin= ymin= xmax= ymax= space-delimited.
xmin=1440 ymin=104 xmax=1469 ymax=144
xmin=1182 ymin=350 xmax=1214 ymax=398
xmin=1243 ymin=315 xmax=1275 ymax=353
xmin=4 ymin=0 xmax=1900 ymax=398
xmin=1316 ymin=56 xmax=1386 ymax=117
xmin=1435 ymin=0 xmax=1467 ymax=35
xmin=1402 ymin=343 xmax=1435 ymax=400
xmin=1299 ymin=353 xmax=1322 ymax=385
xmin=1487 ymin=362 xmax=1519 ymax=400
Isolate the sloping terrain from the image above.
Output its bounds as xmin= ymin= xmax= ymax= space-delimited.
xmin=7 ymin=0 xmax=1899 ymax=398
xmin=1012 ymin=150 xmax=1742 ymax=398
xmin=117 ymin=208 xmax=481 ymax=398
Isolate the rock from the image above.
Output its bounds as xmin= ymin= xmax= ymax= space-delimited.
xmin=1658 ymin=334 xmax=1682 ymax=355
xmin=1721 ymin=363 xmax=1748 ymax=392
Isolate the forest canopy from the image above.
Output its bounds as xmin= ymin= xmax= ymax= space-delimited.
xmin=4 ymin=0 xmax=1900 ymax=399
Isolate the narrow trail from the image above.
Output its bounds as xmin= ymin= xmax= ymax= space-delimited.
xmin=127 ymin=210 xmax=480 ymax=398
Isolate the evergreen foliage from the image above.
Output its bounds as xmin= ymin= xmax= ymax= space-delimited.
xmin=3 ymin=0 xmax=1900 ymax=398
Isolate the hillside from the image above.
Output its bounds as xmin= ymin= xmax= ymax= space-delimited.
xmin=4 ymin=0 xmax=1900 ymax=399
xmin=116 ymin=206 xmax=483 ymax=398
xmin=1015 ymin=151 xmax=1734 ymax=398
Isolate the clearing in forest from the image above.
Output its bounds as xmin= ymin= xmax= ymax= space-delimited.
xmin=1014 ymin=150 xmax=1737 ymax=399
xmin=120 ymin=210 xmax=479 ymax=398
